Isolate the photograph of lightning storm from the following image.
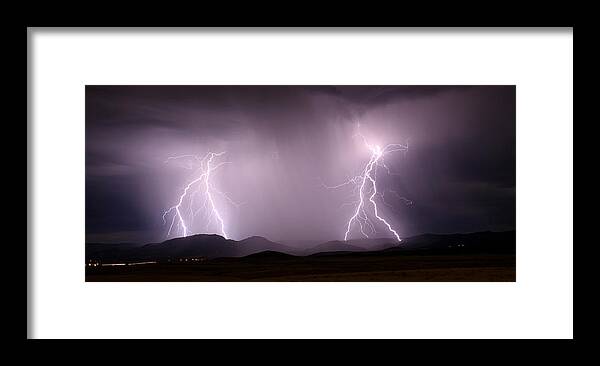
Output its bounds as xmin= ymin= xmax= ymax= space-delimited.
xmin=86 ymin=85 xmax=516 ymax=281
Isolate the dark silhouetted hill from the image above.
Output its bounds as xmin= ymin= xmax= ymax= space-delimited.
xmin=236 ymin=236 xmax=299 ymax=256
xmin=344 ymin=238 xmax=400 ymax=251
xmin=242 ymin=250 xmax=297 ymax=260
xmin=87 ymin=234 xmax=299 ymax=262
xmin=86 ymin=230 xmax=515 ymax=263
xmin=383 ymin=230 xmax=516 ymax=254
xmin=305 ymin=240 xmax=365 ymax=255
xmin=142 ymin=234 xmax=238 ymax=259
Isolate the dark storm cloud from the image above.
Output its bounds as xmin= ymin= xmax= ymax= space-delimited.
xmin=304 ymin=85 xmax=472 ymax=110
xmin=86 ymin=85 xmax=515 ymax=243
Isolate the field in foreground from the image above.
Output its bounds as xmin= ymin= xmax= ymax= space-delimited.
xmin=85 ymin=253 xmax=516 ymax=282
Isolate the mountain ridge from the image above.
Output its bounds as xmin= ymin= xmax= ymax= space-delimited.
xmin=86 ymin=230 xmax=516 ymax=262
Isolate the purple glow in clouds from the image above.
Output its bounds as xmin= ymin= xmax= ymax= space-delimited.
xmin=85 ymin=85 xmax=516 ymax=245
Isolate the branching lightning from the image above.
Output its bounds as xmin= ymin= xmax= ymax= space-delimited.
xmin=162 ymin=151 xmax=241 ymax=239
xmin=322 ymin=122 xmax=411 ymax=242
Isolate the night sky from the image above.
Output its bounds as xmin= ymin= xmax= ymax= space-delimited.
xmin=86 ymin=85 xmax=515 ymax=244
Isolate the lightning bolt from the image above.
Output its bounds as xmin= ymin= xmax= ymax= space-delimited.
xmin=323 ymin=122 xmax=410 ymax=242
xmin=162 ymin=151 xmax=239 ymax=240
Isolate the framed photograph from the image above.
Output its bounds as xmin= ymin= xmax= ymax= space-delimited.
xmin=28 ymin=28 xmax=573 ymax=339
xmin=84 ymin=85 xmax=516 ymax=283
